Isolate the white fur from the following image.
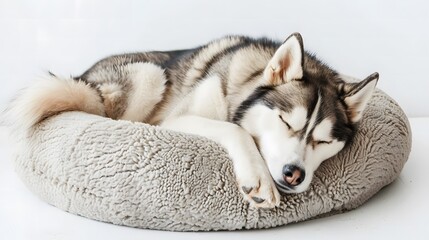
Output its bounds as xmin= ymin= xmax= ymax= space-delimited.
xmin=5 ymin=75 xmax=104 ymax=134
xmin=163 ymin=75 xmax=228 ymax=121
xmin=121 ymin=63 xmax=166 ymax=122
xmin=240 ymin=99 xmax=346 ymax=194
xmin=280 ymin=106 xmax=307 ymax=131
xmin=312 ymin=119 xmax=333 ymax=141
xmin=99 ymin=83 xmax=123 ymax=102
xmin=187 ymin=76 xmax=228 ymax=120
xmin=240 ymin=104 xmax=300 ymax=183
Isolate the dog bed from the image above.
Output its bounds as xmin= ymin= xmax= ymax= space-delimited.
xmin=13 ymin=89 xmax=411 ymax=231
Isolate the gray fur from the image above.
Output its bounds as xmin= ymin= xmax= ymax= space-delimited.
xmin=74 ymin=35 xmax=373 ymax=143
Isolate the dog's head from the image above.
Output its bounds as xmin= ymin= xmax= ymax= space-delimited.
xmin=235 ymin=33 xmax=379 ymax=193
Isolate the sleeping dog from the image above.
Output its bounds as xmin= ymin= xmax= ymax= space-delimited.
xmin=7 ymin=33 xmax=378 ymax=208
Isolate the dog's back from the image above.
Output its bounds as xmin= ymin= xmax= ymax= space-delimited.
xmin=4 ymin=36 xmax=279 ymax=129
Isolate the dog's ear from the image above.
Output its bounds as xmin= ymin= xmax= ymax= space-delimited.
xmin=341 ymin=72 xmax=379 ymax=123
xmin=264 ymin=33 xmax=304 ymax=85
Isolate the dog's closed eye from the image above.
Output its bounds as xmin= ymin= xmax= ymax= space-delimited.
xmin=279 ymin=115 xmax=292 ymax=130
xmin=314 ymin=140 xmax=332 ymax=145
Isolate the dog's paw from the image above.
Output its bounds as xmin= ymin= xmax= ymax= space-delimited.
xmin=238 ymin=170 xmax=281 ymax=208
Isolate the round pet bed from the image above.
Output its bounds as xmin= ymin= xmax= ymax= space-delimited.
xmin=13 ymin=90 xmax=411 ymax=231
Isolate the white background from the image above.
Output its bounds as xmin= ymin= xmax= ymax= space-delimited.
xmin=1 ymin=1 xmax=428 ymax=240
xmin=0 ymin=0 xmax=428 ymax=117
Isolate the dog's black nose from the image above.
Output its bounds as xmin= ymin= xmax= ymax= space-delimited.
xmin=282 ymin=165 xmax=305 ymax=186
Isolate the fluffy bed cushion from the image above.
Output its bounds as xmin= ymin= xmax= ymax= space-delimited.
xmin=13 ymin=90 xmax=411 ymax=231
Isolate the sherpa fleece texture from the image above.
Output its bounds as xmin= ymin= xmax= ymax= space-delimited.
xmin=14 ymin=90 xmax=411 ymax=231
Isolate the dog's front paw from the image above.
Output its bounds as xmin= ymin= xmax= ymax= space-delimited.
xmin=238 ymin=170 xmax=281 ymax=208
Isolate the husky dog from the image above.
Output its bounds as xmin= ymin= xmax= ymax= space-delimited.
xmin=7 ymin=33 xmax=378 ymax=208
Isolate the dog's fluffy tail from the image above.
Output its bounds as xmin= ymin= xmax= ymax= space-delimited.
xmin=3 ymin=75 xmax=105 ymax=133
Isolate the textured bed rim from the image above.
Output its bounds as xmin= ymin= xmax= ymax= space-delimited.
xmin=13 ymin=90 xmax=411 ymax=231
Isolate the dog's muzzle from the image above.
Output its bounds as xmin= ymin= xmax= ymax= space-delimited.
xmin=275 ymin=164 xmax=306 ymax=193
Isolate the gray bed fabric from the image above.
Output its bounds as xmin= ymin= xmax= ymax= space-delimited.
xmin=13 ymin=90 xmax=411 ymax=231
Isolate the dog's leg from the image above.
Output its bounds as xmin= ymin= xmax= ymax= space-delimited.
xmin=162 ymin=115 xmax=281 ymax=208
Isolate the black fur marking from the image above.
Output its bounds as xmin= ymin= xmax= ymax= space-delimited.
xmin=161 ymin=48 xmax=200 ymax=81
xmin=161 ymin=48 xmax=198 ymax=70
xmin=242 ymin=186 xmax=253 ymax=194
xmin=199 ymin=36 xmax=279 ymax=82
xmin=343 ymin=72 xmax=379 ymax=98
xmin=251 ymin=197 xmax=265 ymax=203
xmin=333 ymin=118 xmax=355 ymax=144
xmin=244 ymin=69 xmax=264 ymax=83
xmin=232 ymin=86 xmax=273 ymax=124
xmin=252 ymin=37 xmax=281 ymax=49
xmin=284 ymin=32 xmax=305 ymax=69
xmin=198 ymin=40 xmax=253 ymax=80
